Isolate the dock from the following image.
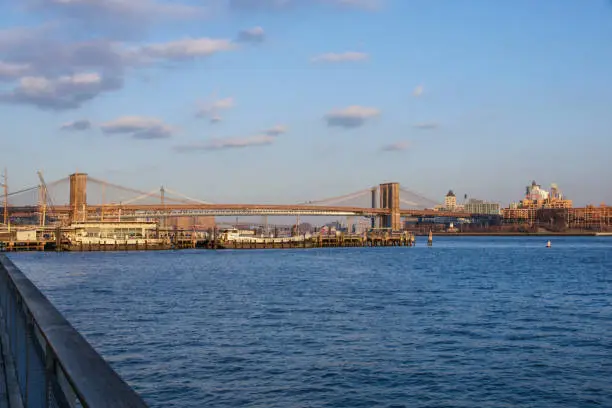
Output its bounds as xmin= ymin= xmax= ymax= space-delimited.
xmin=215 ymin=232 xmax=415 ymax=249
xmin=1 ymin=230 xmax=418 ymax=252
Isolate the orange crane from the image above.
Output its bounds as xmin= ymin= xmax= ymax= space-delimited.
xmin=37 ymin=171 xmax=56 ymax=227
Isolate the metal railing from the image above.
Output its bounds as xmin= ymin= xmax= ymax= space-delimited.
xmin=0 ymin=255 xmax=148 ymax=407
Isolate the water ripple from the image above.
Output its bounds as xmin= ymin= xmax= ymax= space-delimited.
xmin=9 ymin=236 xmax=612 ymax=407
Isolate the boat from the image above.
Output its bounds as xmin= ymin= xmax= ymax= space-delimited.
xmin=217 ymin=228 xmax=308 ymax=244
xmin=63 ymin=222 xmax=170 ymax=250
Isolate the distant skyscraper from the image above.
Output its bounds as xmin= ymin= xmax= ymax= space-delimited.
xmin=526 ymin=181 xmax=549 ymax=202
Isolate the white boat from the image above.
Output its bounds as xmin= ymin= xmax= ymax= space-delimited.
xmin=65 ymin=222 xmax=168 ymax=248
xmin=218 ymin=228 xmax=308 ymax=243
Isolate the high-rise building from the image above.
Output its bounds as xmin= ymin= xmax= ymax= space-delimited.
xmin=525 ymin=180 xmax=549 ymax=202
xmin=444 ymin=190 xmax=457 ymax=210
xmin=520 ymin=181 xmax=572 ymax=209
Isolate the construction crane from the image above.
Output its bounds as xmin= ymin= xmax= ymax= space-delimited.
xmin=37 ymin=171 xmax=56 ymax=227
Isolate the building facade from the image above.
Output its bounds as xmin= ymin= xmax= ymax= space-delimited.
xmin=464 ymin=199 xmax=501 ymax=215
xmin=444 ymin=190 xmax=457 ymax=210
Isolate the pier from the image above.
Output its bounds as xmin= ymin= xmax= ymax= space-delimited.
xmin=0 ymin=255 xmax=147 ymax=407
xmin=215 ymin=231 xmax=416 ymax=249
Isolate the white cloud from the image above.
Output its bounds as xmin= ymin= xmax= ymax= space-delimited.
xmin=413 ymin=122 xmax=438 ymax=130
xmin=228 ymin=0 xmax=297 ymax=11
xmin=211 ymin=97 xmax=234 ymax=109
xmin=413 ymin=84 xmax=424 ymax=97
xmin=0 ymin=61 xmax=31 ymax=80
xmin=0 ymin=25 xmax=57 ymax=52
xmin=196 ymin=96 xmax=235 ymax=118
xmin=0 ymin=72 xmax=122 ymax=110
xmin=60 ymin=119 xmax=91 ymax=131
xmin=0 ymin=27 xmax=135 ymax=109
xmin=175 ymin=135 xmax=275 ymax=152
xmin=40 ymin=0 xmax=205 ymax=17
xmin=327 ymin=0 xmax=383 ymax=10
xmin=311 ymin=51 xmax=368 ymax=63
xmin=0 ymin=30 xmax=135 ymax=79
xmin=32 ymin=0 xmax=208 ymax=36
xmin=229 ymin=0 xmax=382 ymax=11
xmin=264 ymin=124 xmax=287 ymax=136
xmin=381 ymin=141 xmax=409 ymax=152
xmin=100 ymin=116 xmax=173 ymax=139
xmin=141 ymin=38 xmax=236 ymax=60
xmin=324 ymin=105 xmax=380 ymax=128
xmin=237 ymin=26 xmax=265 ymax=43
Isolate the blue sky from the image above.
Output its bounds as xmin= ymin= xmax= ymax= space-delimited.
xmin=1 ymin=0 xmax=611 ymax=207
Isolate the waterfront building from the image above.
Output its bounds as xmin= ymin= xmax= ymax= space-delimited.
xmin=502 ymin=180 xmax=576 ymax=226
xmin=520 ymin=181 xmax=572 ymax=209
xmin=166 ymin=216 xmax=216 ymax=230
xmin=464 ymin=199 xmax=501 ymax=215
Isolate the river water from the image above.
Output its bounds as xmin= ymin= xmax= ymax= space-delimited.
xmin=9 ymin=237 xmax=612 ymax=407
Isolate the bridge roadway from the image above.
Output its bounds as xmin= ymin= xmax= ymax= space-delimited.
xmin=6 ymin=204 xmax=472 ymax=218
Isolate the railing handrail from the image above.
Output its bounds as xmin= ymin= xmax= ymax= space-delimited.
xmin=0 ymin=254 xmax=148 ymax=407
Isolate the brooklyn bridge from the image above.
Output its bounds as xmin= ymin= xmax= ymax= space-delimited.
xmin=2 ymin=172 xmax=470 ymax=230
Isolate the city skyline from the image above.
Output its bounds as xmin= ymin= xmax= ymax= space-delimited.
xmin=1 ymin=1 xmax=611 ymax=206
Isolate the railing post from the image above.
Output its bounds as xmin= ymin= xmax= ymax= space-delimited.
xmin=44 ymin=344 xmax=52 ymax=408
xmin=24 ymin=314 xmax=29 ymax=408
xmin=0 ymin=255 xmax=148 ymax=407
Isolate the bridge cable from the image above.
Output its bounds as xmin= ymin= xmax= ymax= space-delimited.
xmin=162 ymin=188 xmax=214 ymax=205
xmin=399 ymin=188 xmax=438 ymax=207
xmin=300 ymin=188 xmax=371 ymax=206
xmin=118 ymin=189 xmax=162 ymax=205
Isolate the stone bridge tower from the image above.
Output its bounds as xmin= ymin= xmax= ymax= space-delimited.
xmin=69 ymin=173 xmax=87 ymax=224
xmin=379 ymin=182 xmax=401 ymax=231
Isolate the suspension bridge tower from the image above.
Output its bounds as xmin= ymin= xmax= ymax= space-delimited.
xmin=379 ymin=182 xmax=401 ymax=231
xmin=69 ymin=173 xmax=88 ymax=224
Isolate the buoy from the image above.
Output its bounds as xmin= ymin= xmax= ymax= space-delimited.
xmin=546 ymin=240 xmax=551 ymax=248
